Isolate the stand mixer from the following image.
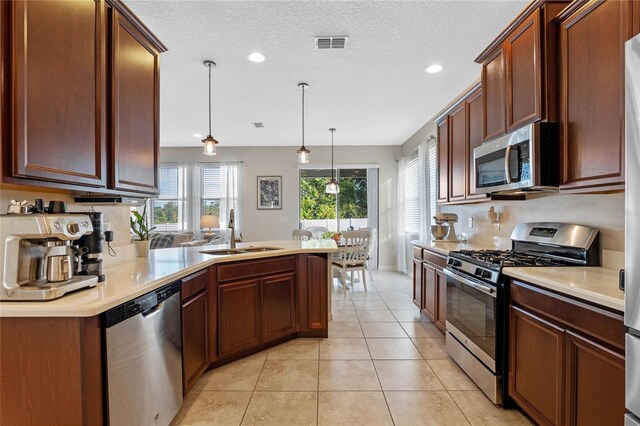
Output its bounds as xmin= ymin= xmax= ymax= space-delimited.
xmin=0 ymin=214 xmax=98 ymax=300
xmin=433 ymin=213 xmax=460 ymax=242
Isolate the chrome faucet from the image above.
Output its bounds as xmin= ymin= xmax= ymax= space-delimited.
xmin=228 ymin=209 xmax=236 ymax=249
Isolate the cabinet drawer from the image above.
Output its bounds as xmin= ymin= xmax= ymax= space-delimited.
xmin=181 ymin=268 xmax=209 ymax=301
xmin=413 ymin=247 xmax=423 ymax=261
xmin=423 ymin=250 xmax=447 ymax=270
xmin=510 ymin=279 xmax=624 ymax=352
xmin=217 ymin=256 xmax=295 ymax=283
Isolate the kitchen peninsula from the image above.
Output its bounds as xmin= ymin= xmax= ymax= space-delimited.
xmin=0 ymin=240 xmax=337 ymax=425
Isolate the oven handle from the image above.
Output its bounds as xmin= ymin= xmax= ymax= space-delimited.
xmin=504 ymin=145 xmax=513 ymax=184
xmin=443 ymin=268 xmax=497 ymax=298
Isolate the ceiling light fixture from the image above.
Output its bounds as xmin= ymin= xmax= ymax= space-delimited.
xmin=326 ymin=128 xmax=339 ymax=194
xmin=425 ymin=64 xmax=443 ymax=74
xmin=296 ymin=83 xmax=310 ymax=164
xmin=248 ymin=52 xmax=265 ymax=63
xmin=201 ymin=60 xmax=220 ymax=156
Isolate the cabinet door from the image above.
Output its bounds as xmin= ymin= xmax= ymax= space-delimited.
xmin=435 ymin=270 xmax=447 ymax=333
xmin=482 ymin=47 xmax=506 ymax=141
xmin=421 ymin=263 xmax=436 ymax=322
xmin=412 ymin=259 xmax=423 ymax=309
xmin=509 ymin=305 xmax=565 ymax=426
xmin=110 ymin=9 xmax=160 ymax=194
xmin=182 ymin=290 xmax=208 ymax=395
xmin=437 ymin=118 xmax=449 ymax=203
xmin=218 ymin=279 xmax=261 ymax=357
xmin=262 ymin=273 xmax=296 ymax=342
xmin=505 ymin=9 xmax=542 ymax=131
xmin=11 ymin=0 xmax=107 ymax=187
xmin=449 ymin=103 xmax=467 ymax=202
xmin=559 ymin=0 xmax=630 ymax=190
xmin=466 ymin=88 xmax=484 ymax=199
xmin=297 ymin=254 xmax=328 ymax=334
xmin=565 ymin=331 xmax=625 ymax=426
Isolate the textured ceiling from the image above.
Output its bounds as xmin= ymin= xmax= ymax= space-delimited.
xmin=126 ymin=0 xmax=528 ymax=147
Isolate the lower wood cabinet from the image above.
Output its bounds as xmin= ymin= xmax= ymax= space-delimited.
xmin=422 ymin=263 xmax=437 ymax=322
xmin=262 ymin=272 xmax=296 ymax=341
xmin=412 ymin=245 xmax=447 ymax=334
xmin=181 ymin=289 xmax=208 ymax=395
xmin=435 ymin=270 xmax=447 ymax=332
xmin=412 ymin=258 xmax=423 ymax=308
xmin=508 ymin=279 xmax=625 ymax=426
xmin=218 ymin=278 xmax=262 ymax=358
xmin=297 ymin=254 xmax=329 ymax=334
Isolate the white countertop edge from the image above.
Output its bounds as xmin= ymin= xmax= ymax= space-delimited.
xmin=0 ymin=241 xmax=337 ymax=318
xmin=503 ymin=267 xmax=624 ymax=312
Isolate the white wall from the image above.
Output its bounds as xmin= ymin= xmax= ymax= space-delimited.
xmin=401 ymin=121 xmax=437 ymax=156
xmin=161 ymin=145 xmax=401 ymax=269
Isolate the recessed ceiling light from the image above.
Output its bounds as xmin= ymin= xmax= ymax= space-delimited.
xmin=248 ymin=52 xmax=265 ymax=63
xmin=193 ymin=133 xmax=202 ymax=138
xmin=425 ymin=64 xmax=443 ymax=74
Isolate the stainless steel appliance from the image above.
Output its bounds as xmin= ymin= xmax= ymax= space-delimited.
xmin=473 ymin=122 xmax=559 ymax=194
xmin=0 ymin=214 xmax=98 ymax=300
xmin=104 ymin=281 xmax=183 ymax=426
xmin=444 ymin=222 xmax=599 ymax=405
xmin=624 ymin=33 xmax=640 ymax=426
xmin=75 ymin=211 xmax=106 ymax=282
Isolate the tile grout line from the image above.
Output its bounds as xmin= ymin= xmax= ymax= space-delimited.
xmin=237 ymin=354 xmax=268 ymax=426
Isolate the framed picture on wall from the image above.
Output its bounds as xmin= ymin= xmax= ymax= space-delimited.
xmin=257 ymin=176 xmax=282 ymax=210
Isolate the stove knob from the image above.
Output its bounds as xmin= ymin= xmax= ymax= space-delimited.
xmin=482 ymin=271 xmax=492 ymax=279
xmin=451 ymin=260 xmax=461 ymax=267
xmin=67 ymin=223 xmax=80 ymax=234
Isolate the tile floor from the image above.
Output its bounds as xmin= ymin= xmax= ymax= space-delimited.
xmin=171 ymin=271 xmax=533 ymax=426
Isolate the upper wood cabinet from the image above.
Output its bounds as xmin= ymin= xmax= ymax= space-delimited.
xmin=465 ymin=87 xmax=484 ymax=200
xmin=476 ymin=1 xmax=569 ymax=141
xmin=436 ymin=83 xmax=486 ymax=205
xmin=448 ymin=103 xmax=467 ymax=202
xmin=557 ymin=0 xmax=632 ymax=191
xmin=2 ymin=0 xmax=165 ymax=195
xmin=481 ymin=47 xmax=506 ymax=141
xmin=9 ymin=0 xmax=108 ymax=188
xmin=436 ymin=118 xmax=449 ymax=203
xmin=110 ymin=8 xmax=161 ymax=194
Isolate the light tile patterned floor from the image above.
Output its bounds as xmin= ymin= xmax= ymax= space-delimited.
xmin=171 ymin=271 xmax=533 ymax=426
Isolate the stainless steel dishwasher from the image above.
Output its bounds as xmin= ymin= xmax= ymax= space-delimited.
xmin=104 ymin=281 xmax=183 ymax=426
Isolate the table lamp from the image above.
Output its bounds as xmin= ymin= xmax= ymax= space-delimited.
xmin=201 ymin=215 xmax=220 ymax=240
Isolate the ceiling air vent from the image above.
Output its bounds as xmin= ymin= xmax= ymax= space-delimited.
xmin=252 ymin=122 xmax=264 ymax=128
xmin=315 ymin=36 xmax=348 ymax=50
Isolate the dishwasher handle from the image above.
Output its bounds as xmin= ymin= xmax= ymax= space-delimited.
xmin=141 ymin=301 xmax=164 ymax=318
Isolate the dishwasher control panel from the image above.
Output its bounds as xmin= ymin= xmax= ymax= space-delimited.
xmin=104 ymin=281 xmax=181 ymax=328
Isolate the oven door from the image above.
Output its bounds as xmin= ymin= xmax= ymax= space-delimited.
xmin=474 ymin=125 xmax=533 ymax=194
xmin=444 ymin=267 xmax=498 ymax=372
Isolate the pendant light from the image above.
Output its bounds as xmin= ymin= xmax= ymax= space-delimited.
xmin=296 ymin=83 xmax=310 ymax=163
xmin=201 ymin=60 xmax=219 ymax=156
xmin=326 ymin=128 xmax=340 ymax=194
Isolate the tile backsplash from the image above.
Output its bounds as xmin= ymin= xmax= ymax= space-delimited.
xmin=441 ymin=192 xmax=625 ymax=252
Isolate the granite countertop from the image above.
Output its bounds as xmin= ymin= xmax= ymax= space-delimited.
xmin=410 ymin=240 xmax=624 ymax=312
xmin=0 ymin=240 xmax=337 ymax=318
xmin=502 ymin=266 xmax=624 ymax=312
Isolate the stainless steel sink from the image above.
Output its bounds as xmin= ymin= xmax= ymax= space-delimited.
xmin=199 ymin=247 xmax=282 ymax=256
xmin=199 ymin=249 xmax=246 ymax=255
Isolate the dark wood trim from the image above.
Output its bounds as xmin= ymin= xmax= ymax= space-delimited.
xmin=0 ymin=1 xmax=9 ymax=180
xmin=208 ymin=266 xmax=219 ymax=363
xmin=475 ymin=0 xmax=568 ymax=62
xmin=433 ymin=80 xmax=481 ymax=124
xmin=553 ymin=0 xmax=591 ymax=22
xmin=633 ymin=0 xmax=640 ymax=36
xmin=217 ymin=256 xmax=296 ymax=283
xmin=105 ymin=0 xmax=167 ymax=52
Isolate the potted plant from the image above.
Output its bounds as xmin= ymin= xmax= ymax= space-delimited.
xmin=130 ymin=205 xmax=155 ymax=257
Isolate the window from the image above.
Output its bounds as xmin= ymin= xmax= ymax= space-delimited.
xmin=201 ymin=166 xmax=221 ymax=217
xmin=403 ymin=149 xmax=420 ymax=234
xmin=152 ymin=166 xmax=184 ymax=231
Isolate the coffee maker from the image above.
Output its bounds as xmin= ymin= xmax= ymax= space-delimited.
xmin=0 ymin=214 xmax=99 ymax=300
xmin=75 ymin=211 xmax=106 ymax=282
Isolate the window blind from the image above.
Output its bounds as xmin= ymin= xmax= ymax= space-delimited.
xmin=427 ymin=138 xmax=437 ymax=225
xmin=404 ymin=148 xmax=420 ymax=233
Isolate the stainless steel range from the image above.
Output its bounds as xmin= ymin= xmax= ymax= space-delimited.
xmin=443 ymin=222 xmax=600 ymax=405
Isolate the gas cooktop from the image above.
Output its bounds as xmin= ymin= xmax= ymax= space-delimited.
xmin=450 ymin=249 xmax=574 ymax=267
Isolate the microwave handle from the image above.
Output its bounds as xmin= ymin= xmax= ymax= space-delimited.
xmin=504 ymin=145 xmax=513 ymax=184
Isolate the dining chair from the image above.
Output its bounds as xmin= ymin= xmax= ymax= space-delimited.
xmin=359 ymin=227 xmax=375 ymax=282
xmin=292 ymin=229 xmax=313 ymax=241
xmin=332 ymin=230 xmax=370 ymax=291
xmin=305 ymin=226 xmax=329 ymax=240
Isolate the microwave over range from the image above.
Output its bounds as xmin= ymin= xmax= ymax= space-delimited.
xmin=473 ymin=122 xmax=559 ymax=194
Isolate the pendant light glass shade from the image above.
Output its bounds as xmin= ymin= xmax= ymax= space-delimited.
xmin=326 ymin=128 xmax=339 ymax=194
xmin=202 ymin=60 xmax=219 ymax=156
xmin=297 ymin=83 xmax=310 ymax=163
